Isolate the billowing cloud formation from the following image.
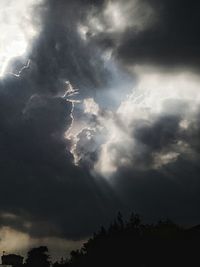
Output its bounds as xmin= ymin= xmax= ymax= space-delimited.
xmin=117 ymin=0 xmax=200 ymax=69
xmin=74 ymin=70 xmax=200 ymax=224
xmin=0 ymin=0 xmax=123 ymax=242
xmin=79 ymin=0 xmax=200 ymax=71
xmin=28 ymin=0 xmax=110 ymax=97
xmin=74 ymin=72 xmax=198 ymax=171
xmin=1 ymin=0 xmax=200 ymax=256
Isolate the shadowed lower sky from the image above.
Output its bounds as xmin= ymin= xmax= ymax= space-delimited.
xmin=0 ymin=0 xmax=200 ymax=258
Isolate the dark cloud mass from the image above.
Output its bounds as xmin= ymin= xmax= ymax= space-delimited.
xmin=0 ymin=0 xmax=120 ymax=240
xmin=1 ymin=0 xmax=200 ymax=249
xmin=29 ymin=0 xmax=108 ymax=97
xmin=116 ymin=0 xmax=200 ymax=69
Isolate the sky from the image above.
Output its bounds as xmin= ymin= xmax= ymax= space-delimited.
xmin=0 ymin=0 xmax=200 ymax=259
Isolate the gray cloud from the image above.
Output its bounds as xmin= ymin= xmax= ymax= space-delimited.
xmin=28 ymin=0 xmax=109 ymax=97
xmin=116 ymin=0 xmax=200 ymax=69
xmin=85 ymin=0 xmax=200 ymax=70
xmin=0 ymin=0 xmax=122 ymax=240
xmin=1 ymin=0 xmax=200 ymax=251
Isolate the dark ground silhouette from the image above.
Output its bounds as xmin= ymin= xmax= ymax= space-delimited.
xmin=3 ymin=213 xmax=200 ymax=267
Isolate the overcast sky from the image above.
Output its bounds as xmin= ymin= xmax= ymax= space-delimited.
xmin=0 ymin=0 xmax=200 ymax=259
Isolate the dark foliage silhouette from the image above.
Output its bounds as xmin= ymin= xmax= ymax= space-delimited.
xmin=1 ymin=254 xmax=23 ymax=267
xmin=25 ymin=246 xmax=51 ymax=267
xmin=10 ymin=213 xmax=200 ymax=267
xmin=65 ymin=213 xmax=200 ymax=267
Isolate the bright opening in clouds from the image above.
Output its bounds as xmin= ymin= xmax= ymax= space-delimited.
xmin=0 ymin=0 xmax=42 ymax=77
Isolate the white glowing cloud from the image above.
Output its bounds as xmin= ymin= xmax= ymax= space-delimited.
xmin=0 ymin=0 xmax=42 ymax=77
xmin=0 ymin=226 xmax=84 ymax=260
xmin=104 ymin=1 xmax=127 ymax=32
xmin=77 ymin=24 xmax=89 ymax=41
xmin=77 ymin=0 xmax=154 ymax=42
xmin=84 ymin=98 xmax=99 ymax=115
xmin=0 ymin=227 xmax=30 ymax=254
xmin=104 ymin=0 xmax=153 ymax=33
xmin=68 ymin=57 xmax=200 ymax=178
xmin=118 ymin=70 xmax=200 ymax=124
xmin=94 ymin=70 xmax=200 ymax=177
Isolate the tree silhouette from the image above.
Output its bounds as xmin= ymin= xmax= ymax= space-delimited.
xmin=25 ymin=246 xmax=51 ymax=267
xmin=15 ymin=213 xmax=200 ymax=267
xmin=65 ymin=213 xmax=200 ymax=267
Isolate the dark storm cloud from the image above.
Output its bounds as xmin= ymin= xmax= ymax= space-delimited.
xmin=112 ymin=0 xmax=200 ymax=69
xmin=0 ymin=75 xmax=121 ymax=239
xmin=107 ymin=104 xmax=200 ymax=224
xmin=134 ymin=116 xmax=181 ymax=150
xmin=2 ymin=0 xmax=200 ymax=243
xmin=66 ymin=0 xmax=200 ymax=228
xmin=75 ymin=123 xmax=107 ymax=169
xmin=73 ymin=90 xmax=200 ymax=225
xmin=75 ymin=128 xmax=100 ymax=168
xmin=113 ymin=158 xmax=200 ymax=225
xmin=132 ymin=115 xmax=181 ymax=165
xmin=28 ymin=0 xmax=109 ymax=97
xmin=0 ymin=0 xmax=122 ymax=240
